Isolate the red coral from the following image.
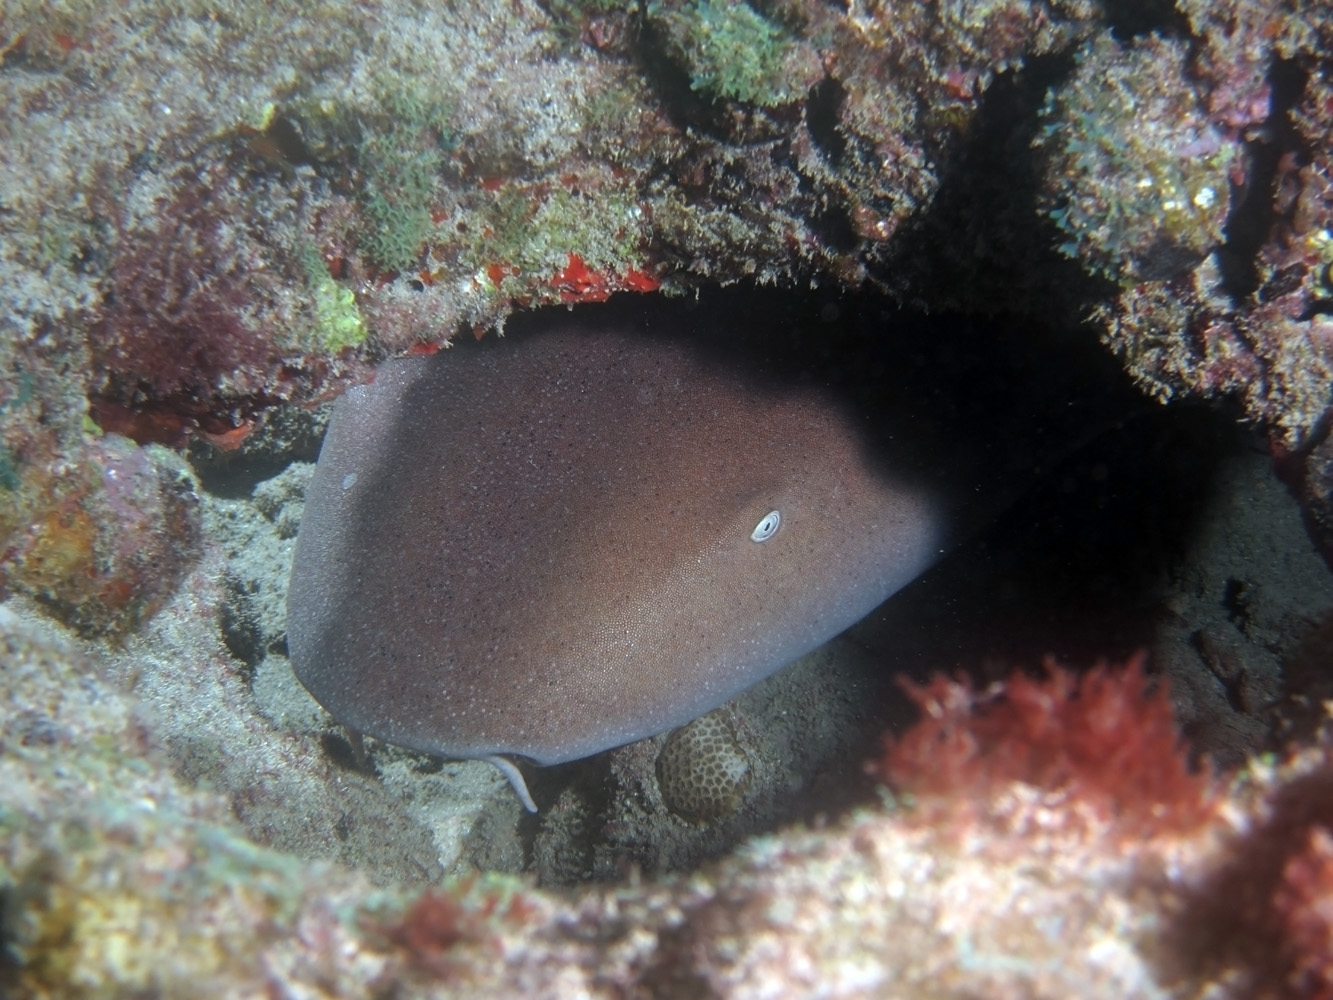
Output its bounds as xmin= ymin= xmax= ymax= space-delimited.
xmin=1274 ymin=824 xmax=1333 ymax=998
xmin=872 ymin=654 xmax=1216 ymax=835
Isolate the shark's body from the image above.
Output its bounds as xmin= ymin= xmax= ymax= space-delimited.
xmin=286 ymin=299 xmax=1079 ymax=809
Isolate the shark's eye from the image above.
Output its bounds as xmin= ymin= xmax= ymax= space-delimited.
xmin=750 ymin=510 xmax=780 ymax=542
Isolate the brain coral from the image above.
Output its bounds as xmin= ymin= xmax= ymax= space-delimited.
xmin=655 ymin=709 xmax=752 ymax=823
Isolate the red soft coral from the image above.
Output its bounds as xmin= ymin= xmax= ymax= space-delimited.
xmin=872 ymin=654 xmax=1217 ymax=836
xmin=1274 ymin=824 xmax=1333 ymax=998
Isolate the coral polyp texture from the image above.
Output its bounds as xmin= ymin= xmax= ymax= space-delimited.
xmin=1274 ymin=825 xmax=1333 ymax=996
xmin=655 ymin=709 xmax=754 ymax=823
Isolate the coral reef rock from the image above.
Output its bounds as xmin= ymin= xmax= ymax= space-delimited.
xmin=656 ymin=709 xmax=754 ymax=823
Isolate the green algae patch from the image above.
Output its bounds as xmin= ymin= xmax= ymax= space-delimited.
xmin=312 ymin=276 xmax=367 ymax=353
xmin=295 ymin=243 xmax=366 ymax=353
xmin=649 ymin=0 xmax=805 ymax=107
xmin=468 ymin=183 xmax=648 ymax=282
xmin=357 ymin=84 xmax=458 ymax=274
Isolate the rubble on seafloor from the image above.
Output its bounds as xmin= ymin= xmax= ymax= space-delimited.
xmin=6 ymin=0 xmax=1333 ymax=996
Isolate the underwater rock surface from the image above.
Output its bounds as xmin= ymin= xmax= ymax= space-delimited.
xmin=6 ymin=0 xmax=1333 ymax=995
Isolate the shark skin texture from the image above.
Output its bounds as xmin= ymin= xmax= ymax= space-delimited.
xmin=287 ymin=297 xmax=1080 ymax=810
